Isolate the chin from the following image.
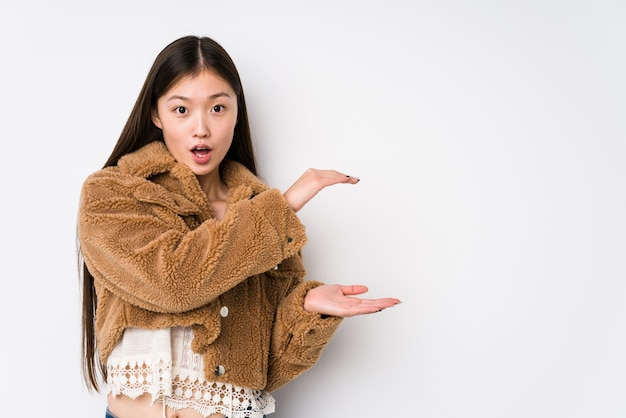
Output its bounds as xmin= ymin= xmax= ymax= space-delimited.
xmin=192 ymin=165 xmax=219 ymax=177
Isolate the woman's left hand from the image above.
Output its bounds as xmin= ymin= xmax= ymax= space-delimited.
xmin=303 ymin=284 xmax=400 ymax=317
xmin=283 ymin=168 xmax=359 ymax=213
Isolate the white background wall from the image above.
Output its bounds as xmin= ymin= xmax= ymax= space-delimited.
xmin=0 ymin=1 xmax=624 ymax=417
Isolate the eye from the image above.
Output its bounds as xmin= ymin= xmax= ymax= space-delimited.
xmin=212 ymin=105 xmax=225 ymax=113
xmin=174 ymin=106 xmax=188 ymax=115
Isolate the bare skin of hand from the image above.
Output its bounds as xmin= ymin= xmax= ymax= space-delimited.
xmin=284 ymin=169 xmax=399 ymax=316
xmin=304 ymin=284 xmax=401 ymax=317
xmin=283 ymin=168 xmax=359 ymax=213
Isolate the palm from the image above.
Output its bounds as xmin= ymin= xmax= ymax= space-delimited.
xmin=304 ymin=284 xmax=400 ymax=317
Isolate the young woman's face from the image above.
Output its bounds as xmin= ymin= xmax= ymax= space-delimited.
xmin=152 ymin=70 xmax=238 ymax=178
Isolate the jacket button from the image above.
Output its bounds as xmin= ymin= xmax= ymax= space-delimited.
xmin=214 ymin=365 xmax=225 ymax=376
xmin=220 ymin=306 xmax=229 ymax=317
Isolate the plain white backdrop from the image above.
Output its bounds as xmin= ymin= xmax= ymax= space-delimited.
xmin=0 ymin=1 xmax=624 ymax=417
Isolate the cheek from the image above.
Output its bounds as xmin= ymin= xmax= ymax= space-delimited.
xmin=161 ymin=119 xmax=186 ymax=137
xmin=220 ymin=118 xmax=238 ymax=139
xmin=161 ymin=126 xmax=187 ymax=151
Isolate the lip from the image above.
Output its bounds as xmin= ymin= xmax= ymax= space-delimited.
xmin=191 ymin=145 xmax=213 ymax=164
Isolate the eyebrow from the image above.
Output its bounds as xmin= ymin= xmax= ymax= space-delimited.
xmin=166 ymin=92 xmax=233 ymax=102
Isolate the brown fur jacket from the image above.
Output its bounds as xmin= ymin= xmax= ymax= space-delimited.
xmin=78 ymin=141 xmax=342 ymax=392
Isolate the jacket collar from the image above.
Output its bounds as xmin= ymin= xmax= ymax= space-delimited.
xmin=116 ymin=141 xmax=269 ymax=205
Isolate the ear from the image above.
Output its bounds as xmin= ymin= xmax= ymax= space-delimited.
xmin=151 ymin=109 xmax=163 ymax=129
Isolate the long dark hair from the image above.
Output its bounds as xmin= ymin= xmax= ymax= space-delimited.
xmin=79 ymin=35 xmax=257 ymax=392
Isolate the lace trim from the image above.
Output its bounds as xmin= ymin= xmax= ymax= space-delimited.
xmin=107 ymin=357 xmax=171 ymax=401
xmin=106 ymin=327 xmax=274 ymax=418
xmin=166 ymin=381 xmax=274 ymax=417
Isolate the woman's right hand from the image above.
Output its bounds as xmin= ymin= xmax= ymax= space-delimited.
xmin=304 ymin=284 xmax=401 ymax=317
xmin=283 ymin=168 xmax=359 ymax=212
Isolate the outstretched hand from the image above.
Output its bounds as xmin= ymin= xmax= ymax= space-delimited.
xmin=303 ymin=284 xmax=401 ymax=318
xmin=285 ymin=169 xmax=398 ymax=317
xmin=283 ymin=168 xmax=359 ymax=213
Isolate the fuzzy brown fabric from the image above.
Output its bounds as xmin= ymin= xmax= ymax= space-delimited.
xmin=78 ymin=141 xmax=342 ymax=391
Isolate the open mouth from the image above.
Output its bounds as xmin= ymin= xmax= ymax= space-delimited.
xmin=191 ymin=145 xmax=213 ymax=164
xmin=192 ymin=146 xmax=212 ymax=157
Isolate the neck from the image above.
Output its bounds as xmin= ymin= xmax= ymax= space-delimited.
xmin=197 ymin=171 xmax=228 ymax=201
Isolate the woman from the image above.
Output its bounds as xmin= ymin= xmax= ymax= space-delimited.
xmin=78 ymin=35 xmax=399 ymax=418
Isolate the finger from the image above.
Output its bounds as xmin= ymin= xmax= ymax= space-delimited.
xmin=345 ymin=298 xmax=401 ymax=316
xmin=330 ymin=173 xmax=359 ymax=185
xmin=340 ymin=284 xmax=369 ymax=296
xmin=353 ymin=297 xmax=401 ymax=309
xmin=320 ymin=174 xmax=358 ymax=188
xmin=343 ymin=175 xmax=360 ymax=184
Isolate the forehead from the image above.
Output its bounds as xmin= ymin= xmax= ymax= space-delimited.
xmin=165 ymin=70 xmax=235 ymax=96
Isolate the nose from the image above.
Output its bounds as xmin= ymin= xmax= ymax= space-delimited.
xmin=193 ymin=112 xmax=210 ymax=138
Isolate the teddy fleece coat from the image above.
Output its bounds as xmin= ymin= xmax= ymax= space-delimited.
xmin=78 ymin=141 xmax=342 ymax=392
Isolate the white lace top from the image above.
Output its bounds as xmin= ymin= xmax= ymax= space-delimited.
xmin=107 ymin=327 xmax=275 ymax=418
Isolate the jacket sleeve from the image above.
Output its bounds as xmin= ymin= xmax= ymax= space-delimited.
xmin=78 ymin=171 xmax=307 ymax=314
xmin=265 ymin=280 xmax=343 ymax=392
